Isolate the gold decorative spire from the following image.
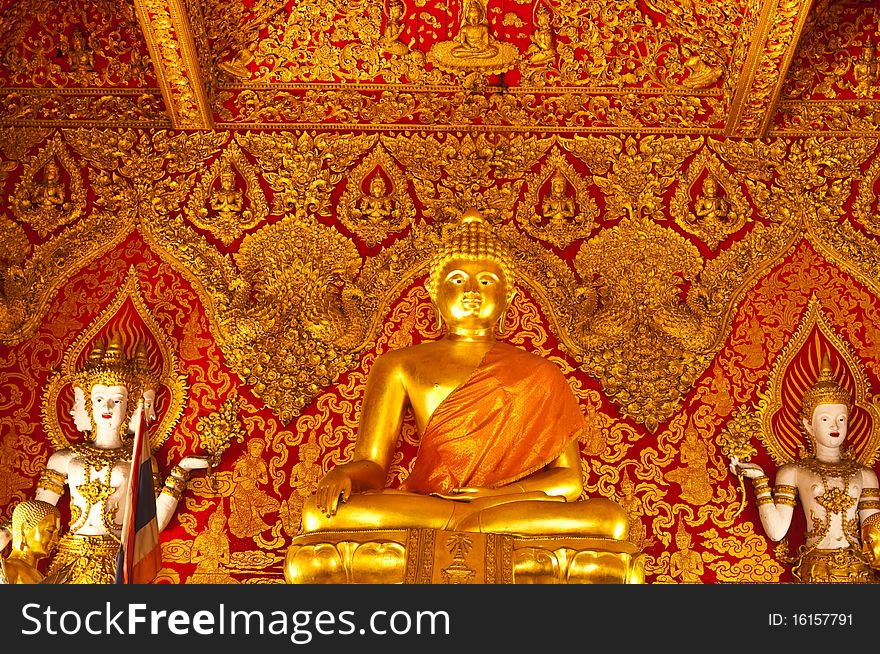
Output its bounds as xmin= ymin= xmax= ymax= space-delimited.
xmin=801 ymin=353 xmax=851 ymax=423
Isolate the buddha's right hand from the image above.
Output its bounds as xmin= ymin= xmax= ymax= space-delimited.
xmin=315 ymin=467 xmax=353 ymax=517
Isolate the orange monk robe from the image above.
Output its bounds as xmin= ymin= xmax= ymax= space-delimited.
xmin=400 ymin=342 xmax=586 ymax=494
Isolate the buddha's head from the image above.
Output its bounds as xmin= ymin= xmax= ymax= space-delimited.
xmin=702 ymin=176 xmax=718 ymax=197
xmin=248 ymin=438 xmax=265 ymax=457
xmin=300 ymin=440 xmax=321 ymax=464
xmin=220 ymin=168 xmax=235 ymax=191
xmin=800 ymin=355 xmax=851 ymax=452
xmin=466 ymin=1 xmax=485 ymax=25
xmin=426 ymin=209 xmax=515 ymax=336
xmin=11 ymin=500 xmax=61 ymax=557
xmin=208 ymin=509 xmax=226 ymax=532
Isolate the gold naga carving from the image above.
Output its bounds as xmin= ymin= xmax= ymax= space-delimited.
xmin=185 ymin=142 xmax=269 ymax=245
xmin=6 ymin=129 xmax=880 ymax=436
xmin=11 ymin=135 xmax=86 ymax=238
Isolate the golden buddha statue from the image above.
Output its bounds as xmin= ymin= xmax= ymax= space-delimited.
xmin=452 ymin=1 xmax=498 ymax=60
xmin=304 ymin=209 xmax=628 ymax=540
xmin=731 ymin=355 xmax=880 ymax=582
xmin=1 ymin=500 xmax=61 ymax=584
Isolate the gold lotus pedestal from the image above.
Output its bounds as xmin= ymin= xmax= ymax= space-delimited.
xmin=284 ymin=529 xmax=645 ymax=584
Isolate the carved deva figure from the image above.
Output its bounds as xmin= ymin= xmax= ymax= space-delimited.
xmin=730 ymin=356 xmax=880 ymax=582
xmin=0 ymin=501 xmax=61 ymax=584
xmin=305 ymin=209 xmax=629 ymax=540
xmin=0 ymin=335 xmax=212 ymax=583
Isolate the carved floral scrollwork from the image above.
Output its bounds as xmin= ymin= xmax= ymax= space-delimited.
xmin=561 ymin=134 xmax=702 ymax=220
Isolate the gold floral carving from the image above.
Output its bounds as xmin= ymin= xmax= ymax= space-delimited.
xmin=11 ymin=135 xmax=86 ymax=237
xmin=194 ymin=397 xmax=246 ymax=460
xmin=214 ymin=87 xmax=728 ymax=132
xmin=670 ymin=149 xmax=750 ymax=250
xmin=237 ymin=131 xmax=378 ymax=217
xmin=338 ymin=145 xmax=415 ymax=247
xmin=561 ymin=135 xmax=701 ymax=220
xmin=185 ymin=141 xmax=268 ymax=245
xmin=40 ymin=268 xmax=188 ymax=451
xmin=6 ymin=130 xmax=880 ymax=438
xmin=382 ymin=132 xmax=553 ymax=223
xmin=0 ymin=0 xmax=156 ymax=88
xmin=515 ymin=146 xmax=597 ymax=249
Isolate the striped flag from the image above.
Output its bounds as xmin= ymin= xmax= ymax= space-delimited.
xmin=115 ymin=400 xmax=161 ymax=584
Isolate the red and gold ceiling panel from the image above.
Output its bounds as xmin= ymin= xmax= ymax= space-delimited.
xmin=0 ymin=0 xmax=170 ymax=126
xmin=772 ymin=0 xmax=880 ymax=135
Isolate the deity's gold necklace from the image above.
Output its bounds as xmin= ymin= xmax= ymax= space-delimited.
xmin=69 ymin=442 xmax=130 ymax=534
xmin=796 ymin=456 xmax=860 ymax=548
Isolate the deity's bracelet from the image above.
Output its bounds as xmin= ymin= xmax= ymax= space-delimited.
xmin=170 ymin=464 xmax=191 ymax=481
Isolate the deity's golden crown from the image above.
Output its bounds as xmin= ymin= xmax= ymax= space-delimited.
xmin=426 ymin=208 xmax=515 ymax=299
xmin=800 ymin=354 xmax=851 ymax=422
xmin=74 ymin=333 xmax=157 ymax=399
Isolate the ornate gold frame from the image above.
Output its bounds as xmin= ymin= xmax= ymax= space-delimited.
xmin=40 ymin=267 xmax=188 ymax=451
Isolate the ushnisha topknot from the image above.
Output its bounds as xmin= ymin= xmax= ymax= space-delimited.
xmin=426 ymin=207 xmax=515 ymax=304
xmin=801 ymin=353 xmax=851 ymax=425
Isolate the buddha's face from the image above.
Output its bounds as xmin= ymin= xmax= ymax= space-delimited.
xmin=803 ymin=402 xmax=848 ymax=450
xmin=26 ymin=513 xmax=61 ymax=557
xmin=91 ymin=384 xmax=129 ymax=434
xmin=435 ymin=258 xmax=508 ymax=332
xmin=70 ymin=385 xmax=92 ymax=432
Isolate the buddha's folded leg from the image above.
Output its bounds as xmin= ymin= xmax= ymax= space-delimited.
xmin=454 ymin=497 xmax=630 ymax=539
xmin=301 ymin=491 xmax=460 ymax=532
